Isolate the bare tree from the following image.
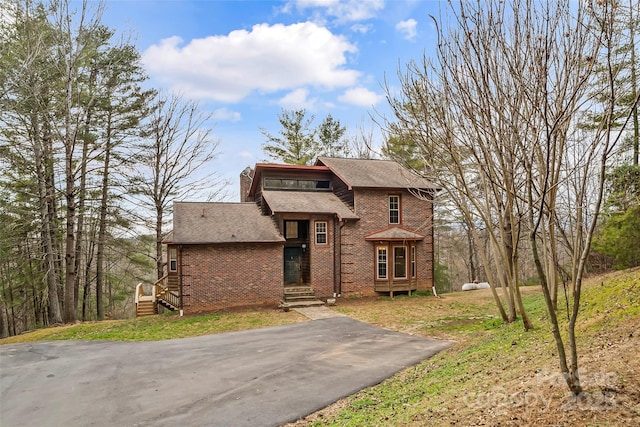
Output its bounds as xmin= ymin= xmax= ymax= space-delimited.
xmin=52 ymin=0 xmax=106 ymax=323
xmin=128 ymin=92 xmax=225 ymax=280
xmin=345 ymin=122 xmax=378 ymax=159
xmin=385 ymin=0 xmax=638 ymax=394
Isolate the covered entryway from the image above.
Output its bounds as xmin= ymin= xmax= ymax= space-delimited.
xmin=281 ymin=220 xmax=323 ymax=307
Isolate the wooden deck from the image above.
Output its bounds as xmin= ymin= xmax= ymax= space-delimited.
xmin=374 ymin=281 xmax=417 ymax=298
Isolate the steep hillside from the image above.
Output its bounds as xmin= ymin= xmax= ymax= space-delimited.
xmin=291 ymin=268 xmax=640 ymax=426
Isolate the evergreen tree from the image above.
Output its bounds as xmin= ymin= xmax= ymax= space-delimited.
xmin=317 ymin=114 xmax=347 ymax=158
xmin=261 ymin=109 xmax=317 ymax=165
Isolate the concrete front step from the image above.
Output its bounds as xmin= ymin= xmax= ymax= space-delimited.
xmin=280 ymin=299 xmax=326 ymax=311
xmin=284 ymin=288 xmax=314 ymax=295
xmin=283 ymin=286 xmax=318 ymax=303
xmin=284 ymin=295 xmax=316 ymax=301
xmin=282 ymin=286 xmax=324 ymax=310
xmin=284 ymin=289 xmax=315 ymax=295
xmin=284 ymin=286 xmax=313 ymax=292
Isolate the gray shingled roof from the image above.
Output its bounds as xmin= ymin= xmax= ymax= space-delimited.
xmin=262 ymin=190 xmax=359 ymax=220
xmin=365 ymin=227 xmax=425 ymax=241
xmin=317 ymin=157 xmax=435 ymax=189
xmin=167 ymin=202 xmax=284 ymax=244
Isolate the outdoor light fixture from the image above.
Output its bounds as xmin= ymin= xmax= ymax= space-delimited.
xmin=302 ymin=244 xmax=307 ymax=252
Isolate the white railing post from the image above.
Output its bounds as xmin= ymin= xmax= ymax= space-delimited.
xmin=135 ymin=283 xmax=143 ymax=305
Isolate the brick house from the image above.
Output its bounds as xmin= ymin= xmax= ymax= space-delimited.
xmin=136 ymin=157 xmax=436 ymax=316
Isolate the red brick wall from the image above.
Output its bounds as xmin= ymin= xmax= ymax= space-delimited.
xmin=341 ymin=189 xmax=434 ymax=296
xmin=180 ymin=243 xmax=284 ymax=313
xmin=309 ymin=216 xmax=335 ymax=299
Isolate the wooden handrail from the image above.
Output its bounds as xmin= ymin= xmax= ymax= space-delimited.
xmin=161 ymin=290 xmax=180 ymax=308
xmin=152 ymin=275 xmax=168 ymax=297
xmin=135 ymin=283 xmax=144 ymax=304
xmin=152 ymin=275 xmax=180 ymax=309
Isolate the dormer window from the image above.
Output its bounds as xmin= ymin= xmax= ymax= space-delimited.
xmin=389 ymin=195 xmax=400 ymax=224
xmin=264 ymin=177 xmax=331 ymax=191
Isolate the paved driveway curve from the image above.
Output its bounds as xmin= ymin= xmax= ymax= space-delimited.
xmin=0 ymin=317 xmax=451 ymax=427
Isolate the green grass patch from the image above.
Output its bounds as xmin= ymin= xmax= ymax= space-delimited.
xmin=0 ymin=309 xmax=306 ymax=344
xmin=304 ymin=269 xmax=640 ymax=426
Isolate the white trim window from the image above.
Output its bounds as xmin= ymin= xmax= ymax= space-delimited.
xmin=315 ymin=221 xmax=328 ymax=245
xmin=377 ymin=246 xmax=388 ymax=279
xmin=393 ymin=246 xmax=407 ymax=279
xmin=389 ymin=195 xmax=400 ymax=224
xmin=169 ymin=248 xmax=177 ymax=272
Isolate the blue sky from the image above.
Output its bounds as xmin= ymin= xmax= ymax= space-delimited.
xmin=100 ymin=0 xmax=441 ymax=200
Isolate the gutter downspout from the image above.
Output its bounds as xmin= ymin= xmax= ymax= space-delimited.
xmin=333 ymin=216 xmax=345 ymax=297
xmin=179 ymin=245 xmax=184 ymax=316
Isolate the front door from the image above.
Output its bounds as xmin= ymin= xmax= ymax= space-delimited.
xmin=284 ymin=247 xmax=302 ymax=285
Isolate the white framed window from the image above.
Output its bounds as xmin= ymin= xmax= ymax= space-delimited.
xmin=389 ymin=195 xmax=400 ymax=224
xmin=393 ymin=246 xmax=407 ymax=279
xmin=169 ymin=248 xmax=177 ymax=272
xmin=377 ymin=246 xmax=388 ymax=279
xmin=315 ymin=221 xmax=328 ymax=245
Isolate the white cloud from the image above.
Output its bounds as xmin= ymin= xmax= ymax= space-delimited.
xmin=211 ymin=108 xmax=241 ymax=122
xmin=338 ymin=87 xmax=383 ymax=106
xmin=285 ymin=0 xmax=385 ymax=23
xmin=142 ymin=22 xmax=359 ymax=102
xmin=238 ymin=150 xmax=254 ymax=159
xmin=351 ymin=23 xmax=372 ymax=34
xmin=396 ymin=19 xmax=417 ymax=41
xmin=278 ymin=88 xmax=318 ymax=109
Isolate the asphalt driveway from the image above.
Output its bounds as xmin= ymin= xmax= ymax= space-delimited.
xmin=0 ymin=317 xmax=451 ymax=427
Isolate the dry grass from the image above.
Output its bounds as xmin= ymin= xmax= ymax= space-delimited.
xmin=288 ymin=268 xmax=640 ymax=426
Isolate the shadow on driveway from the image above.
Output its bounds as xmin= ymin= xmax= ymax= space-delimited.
xmin=0 ymin=317 xmax=451 ymax=427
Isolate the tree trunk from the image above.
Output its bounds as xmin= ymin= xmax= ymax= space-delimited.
xmin=64 ymin=142 xmax=77 ymax=323
xmin=63 ymin=64 xmax=77 ymax=323
xmin=32 ymin=112 xmax=63 ymax=325
xmin=73 ymin=124 xmax=90 ymax=311
xmin=82 ymin=236 xmax=95 ymax=321
xmin=156 ymin=207 xmax=164 ymax=280
xmin=465 ymin=222 xmax=476 ymax=280
xmin=96 ymin=115 xmax=113 ymax=320
xmin=630 ymin=0 xmax=639 ymax=166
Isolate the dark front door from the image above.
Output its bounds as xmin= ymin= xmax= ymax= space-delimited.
xmin=284 ymin=247 xmax=302 ymax=285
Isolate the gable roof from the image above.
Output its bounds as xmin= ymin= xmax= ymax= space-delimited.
xmin=317 ymin=157 xmax=435 ymax=190
xmin=262 ymin=190 xmax=359 ymax=220
xmin=166 ymin=202 xmax=284 ymax=244
xmin=364 ymin=226 xmax=426 ymax=241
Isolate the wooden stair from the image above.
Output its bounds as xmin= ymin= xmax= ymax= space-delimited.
xmin=281 ymin=286 xmax=325 ymax=309
xmin=135 ymin=277 xmax=180 ymax=318
xmin=136 ymin=299 xmax=156 ymax=317
xmin=157 ymin=297 xmax=179 ymax=311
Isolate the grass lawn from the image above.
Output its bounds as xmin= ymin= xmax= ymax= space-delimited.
xmin=0 ymin=307 xmax=308 ymax=343
xmin=2 ymin=268 xmax=638 ymax=425
xmin=288 ymin=268 xmax=640 ymax=426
